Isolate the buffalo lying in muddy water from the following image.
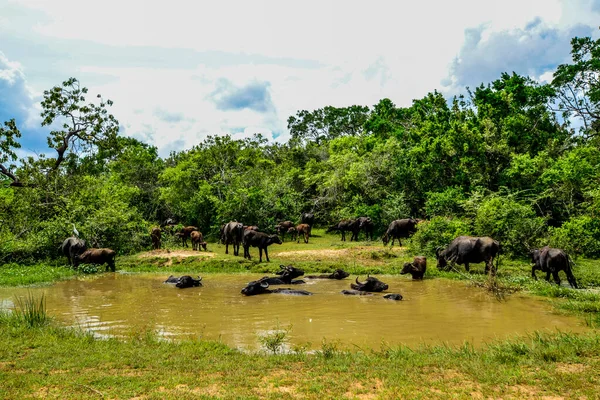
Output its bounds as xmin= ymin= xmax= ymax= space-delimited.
xmin=305 ymin=269 xmax=350 ymax=280
xmin=383 ymin=293 xmax=403 ymax=300
xmin=164 ymin=275 xmax=203 ymax=288
xmin=350 ymin=276 xmax=389 ymax=292
xmin=241 ymin=278 xmax=312 ymax=296
xmin=401 ymin=256 xmax=427 ymax=280
xmin=341 ymin=290 xmax=373 ymax=296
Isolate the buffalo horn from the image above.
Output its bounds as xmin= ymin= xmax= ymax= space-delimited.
xmin=355 ymin=276 xmax=361 ymax=285
xmin=260 ymin=281 xmax=269 ymax=288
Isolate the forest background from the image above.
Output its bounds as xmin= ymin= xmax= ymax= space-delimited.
xmin=1 ymin=34 xmax=599 ymax=262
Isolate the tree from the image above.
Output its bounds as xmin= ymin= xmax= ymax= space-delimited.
xmin=552 ymin=35 xmax=600 ymax=138
xmin=0 ymin=78 xmax=119 ymax=187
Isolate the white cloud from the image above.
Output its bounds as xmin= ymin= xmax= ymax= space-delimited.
xmin=2 ymin=0 xmax=599 ymax=155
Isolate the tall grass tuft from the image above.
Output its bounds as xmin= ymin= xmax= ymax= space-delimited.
xmin=13 ymin=292 xmax=50 ymax=328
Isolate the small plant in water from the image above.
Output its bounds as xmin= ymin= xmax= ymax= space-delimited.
xmin=258 ymin=322 xmax=292 ymax=355
xmin=14 ymin=292 xmax=49 ymax=328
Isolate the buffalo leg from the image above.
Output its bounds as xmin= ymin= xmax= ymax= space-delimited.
xmin=225 ymin=243 xmax=229 ymax=255
xmin=258 ymin=248 xmax=263 ymax=263
xmin=397 ymin=238 xmax=402 ymax=246
xmin=552 ymin=271 xmax=561 ymax=286
xmin=464 ymin=263 xmax=470 ymax=272
xmin=532 ymin=267 xmax=538 ymax=280
xmin=264 ymin=247 xmax=270 ymax=262
xmin=566 ymin=270 xmax=578 ymax=289
xmin=545 ymin=271 xmax=551 ymax=282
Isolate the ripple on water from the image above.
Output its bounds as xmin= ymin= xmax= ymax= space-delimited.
xmin=0 ymin=273 xmax=589 ymax=350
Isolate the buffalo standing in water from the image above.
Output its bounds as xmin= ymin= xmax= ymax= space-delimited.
xmin=241 ymin=278 xmax=312 ymax=296
xmin=530 ymin=246 xmax=577 ymax=288
xmin=436 ymin=236 xmax=500 ymax=275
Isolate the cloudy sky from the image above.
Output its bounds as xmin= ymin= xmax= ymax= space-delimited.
xmin=1 ymin=0 xmax=599 ymax=157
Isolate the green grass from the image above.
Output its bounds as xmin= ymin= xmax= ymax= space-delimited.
xmin=0 ymin=230 xmax=599 ymax=398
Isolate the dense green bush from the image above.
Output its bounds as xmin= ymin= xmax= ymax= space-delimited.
xmin=408 ymin=216 xmax=472 ymax=256
xmin=550 ymin=216 xmax=600 ymax=257
xmin=424 ymin=187 xmax=466 ymax=218
xmin=474 ymin=196 xmax=547 ymax=257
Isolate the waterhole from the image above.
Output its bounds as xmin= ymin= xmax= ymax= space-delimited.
xmin=0 ymin=273 xmax=588 ymax=351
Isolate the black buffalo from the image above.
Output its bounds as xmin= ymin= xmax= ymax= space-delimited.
xmin=163 ymin=275 xmax=203 ymax=288
xmin=350 ymin=275 xmax=389 ymax=292
xmin=436 ymin=236 xmax=500 ymax=274
xmin=242 ymin=230 xmax=282 ymax=262
xmin=326 ymin=219 xmax=359 ymax=241
xmin=341 ymin=290 xmax=373 ymax=296
xmin=382 ymin=218 xmax=419 ymax=246
xmin=401 ymin=256 xmax=427 ymax=280
xmin=531 ymin=246 xmax=578 ymax=288
xmin=60 ymin=236 xmax=87 ymax=267
xmin=241 ymin=278 xmax=312 ymax=296
xmin=257 ymin=265 xmax=306 ymax=285
xmin=383 ymin=293 xmax=403 ymax=300
xmin=305 ymin=269 xmax=350 ymax=280
xmin=223 ymin=221 xmax=244 ymax=256
xmin=356 ymin=217 xmax=374 ymax=241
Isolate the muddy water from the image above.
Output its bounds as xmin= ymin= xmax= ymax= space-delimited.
xmin=0 ymin=274 xmax=589 ymax=351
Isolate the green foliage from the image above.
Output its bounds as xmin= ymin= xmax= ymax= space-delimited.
xmin=549 ymin=215 xmax=600 ymax=257
xmin=0 ymin=293 xmax=50 ymax=328
xmin=408 ymin=216 xmax=472 ymax=256
xmin=474 ymin=195 xmax=547 ymax=257
xmin=258 ymin=322 xmax=292 ymax=355
xmin=424 ymin=187 xmax=466 ymax=218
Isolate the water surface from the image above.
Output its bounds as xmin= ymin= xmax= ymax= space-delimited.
xmin=0 ymin=273 xmax=588 ymax=350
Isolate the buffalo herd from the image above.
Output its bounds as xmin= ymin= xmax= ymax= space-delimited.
xmin=60 ymin=212 xmax=580 ymax=291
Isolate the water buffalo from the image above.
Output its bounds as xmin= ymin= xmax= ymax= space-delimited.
xmin=274 ymin=264 xmax=305 ymax=283
xmin=190 ymin=231 xmax=207 ymax=251
xmin=287 ymin=227 xmax=298 ymax=242
xmin=163 ymin=275 xmax=203 ymax=288
xmin=356 ymin=217 xmax=374 ymax=241
xmin=295 ymin=223 xmax=310 ymax=243
xmin=383 ymin=293 xmax=403 ymax=300
xmin=275 ymin=221 xmax=295 ymax=241
xmin=436 ymin=236 xmax=500 ymax=274
xmin=301 ymin=213 xmax=315 ymax=235
xmin=326 ymin=219 xmax=359 ymax=241
xmin=350 ymin=276 xmax=389 ymax=292
xmin=305 ymin=269 xmax=350 ymax=280
xmin=243 ymin=230 xmax=282 ymax=262
xmin=60 ymin=236 xmax=87 ymax=267
xmin=223 ymin=221 xmax=244 ymax=256
xmin=176 ymin=275 xmax=203 ymax=288
xmin=241 ymin=278 xmax=312 ymax=296
xmin=74 ymin=248 xmax=116 ymax=272
xmin=401 ymin=256 xmax=427 ymax=280
xmin=341 ymin=290 xmax=373 ymax=296
xmin=382 ymin=218 xmax=418 ymax=246
xmin=178 ymin=226 xmax=199 ymax=247
xmin=531 ymin=246 xmax=578 ymax=288
xmin=150 ymin=227 xmax=161 ymax=250
xmin=244 ymin=225 xmax=259 ymax=231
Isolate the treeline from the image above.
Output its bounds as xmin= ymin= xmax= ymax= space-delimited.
xmin=1 ymin=35 xmax=599 ymax=261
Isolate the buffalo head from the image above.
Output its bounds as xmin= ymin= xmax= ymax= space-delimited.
xmin=383 ymin=293 xmax=403 ymax=300
xmin=241 ymin=278 xmax=270 ymax=296
xmin=435 ymin=246 xmax=448 ymax=270
xmin=331 ymin=269 xmax=350 ymax=279
xmin=176 ymin=276 xmax=203 ymax=288
xmin=350 ymin=275 xmax=389 ymax=292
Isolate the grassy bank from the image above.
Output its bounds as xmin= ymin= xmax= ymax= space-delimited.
xmin=1 ymin=310 xmax=600 ymax=399
xmin=1 ymin=230 xmax=599 ymax=398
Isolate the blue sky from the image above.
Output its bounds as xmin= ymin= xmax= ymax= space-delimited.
xmin=1 ymin=0 xmax=599 ymax=157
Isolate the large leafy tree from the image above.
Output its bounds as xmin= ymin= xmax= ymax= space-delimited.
xmin=0 ymin=77 xmax=119 ymax=187
xmin=552 ymin=35 xmax=600 ymax=138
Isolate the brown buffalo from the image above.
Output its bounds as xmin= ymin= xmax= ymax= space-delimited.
xmin=74 ymin=248 xmax=116 ymax=272
xmin=401 ymin=256 xmax=427 ymax=279
xmin=296 ymin=224 xmax=310 ymax=243
xmin=150 ymin=227 xmax=161 ymax=250
xmin=178 ymin=226 xmax=199 ymax=247
xmin=190 ymin=231 xmax=207 ymax=251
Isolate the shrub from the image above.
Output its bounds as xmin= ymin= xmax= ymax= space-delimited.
xmin=424 ymin=187 xmax=466 ymax=218
xmin=549 ymin=216 xmax=600 ymax=257
xmin=408 ymin=216 xmax=472 ymax=256
xmin=474 ymin=196 xmax=547 ymax=257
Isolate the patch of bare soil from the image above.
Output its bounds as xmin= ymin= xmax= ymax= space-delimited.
xmin=138 ymin=249 xmax=215 ymax=259
xmin=275 ymin=246 xmax=405 ymax=265
xmin=276 ymin=249 xmax=352 ymax=260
